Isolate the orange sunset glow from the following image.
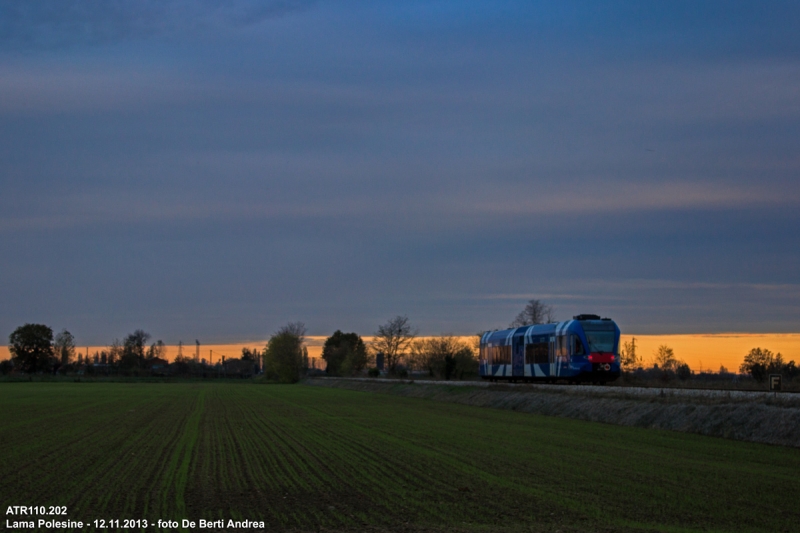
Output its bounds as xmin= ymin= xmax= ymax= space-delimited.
xmin=2 ymin=333 xmax=798 ymax=373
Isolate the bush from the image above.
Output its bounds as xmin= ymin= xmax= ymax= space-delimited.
xmin=263 ymin=323 xmax=306 ymax=384
xmin=367 ymin=367 xmax=380 ymax=378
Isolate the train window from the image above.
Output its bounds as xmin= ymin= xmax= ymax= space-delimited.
xmin=555 ymin=336 xmax=569 ymax=361
xmin=581 ymin=321 xmax=617 ymax=353
xmin=571 ymin=335 xmax=586 ymax=356
xmin=493 ymin=345 xmax=510 ymax=364
xmin=584 ymin=331 xmax=616 ymax=353
xmin=557 ymin=336 xmax=568 ymax=358
xmin=525 ymin=340 xmax=549 ymax=365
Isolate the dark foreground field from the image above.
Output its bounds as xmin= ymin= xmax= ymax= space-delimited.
xmin=1 ymin=383 xmax=798 ymax=532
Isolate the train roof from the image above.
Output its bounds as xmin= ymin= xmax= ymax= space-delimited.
xmin=480 ymin=316 xmax=618 ymax=345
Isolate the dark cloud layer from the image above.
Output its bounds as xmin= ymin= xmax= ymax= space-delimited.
xmin=2 ymin=1 xmax=800 ymax=344
xmin=0 ymin=0 xmax=316 ymax=48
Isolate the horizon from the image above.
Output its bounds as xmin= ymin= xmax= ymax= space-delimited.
xmin=4 ymin=332 xmax=800 ymax=373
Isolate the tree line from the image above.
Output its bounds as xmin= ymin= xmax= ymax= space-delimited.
xmin=2 ymin=316 xmax=480 ymax=383
xmin=619 ymin=338 xmax=799 ymax=382
xmin=4 ymin=324 xmax=195 ymax=376
xmin=320 ymin=316 xmax=478 ymax=380
xmin=7 ymin=298 xmax=796 ymax=384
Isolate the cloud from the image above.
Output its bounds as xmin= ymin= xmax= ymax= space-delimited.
xmin=0 ymin=0 xmax=316 ymax=49
xmin=465 ymin=180 xmax=800 ymax=216
xmin=483 ymin=280 xmax=800 ymax=300
xmin=3 ymin=173 xmax=795 ymax=234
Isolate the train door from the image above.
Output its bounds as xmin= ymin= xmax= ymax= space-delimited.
xmin=549 ymin=336 xmax=555 ymax=377
xmin=512 ymin=336 xmax=524 ymax=377
xmin=556 ymin=335 xmax=566 ymax=377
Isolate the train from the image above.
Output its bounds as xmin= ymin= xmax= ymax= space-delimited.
xmin=479 ymin=314 xmax=621 ymax=383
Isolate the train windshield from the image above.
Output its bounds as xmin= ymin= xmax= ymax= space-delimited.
xmin=580 ymin=321 xmax=616 ymax=353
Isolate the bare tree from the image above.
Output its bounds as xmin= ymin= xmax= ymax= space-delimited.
xmin=121 ymin=330 xmax=150 ymax=369
xmin=277 ymin=322 xmax=306 ymax=343
xmin=372 ymin=316 xmax=416 ymax=374
xmin=108 ymin=339 xmax=123 ymax=365
xmin=54 ymin=329 xmax=76 ymax=367
xmin=653 ymin=345 xmax=678 ymax=372
xmin=147 ymin=340 xmax=167 ymax=360
xmin=620 ymin=337 xmax=641 ymax=371
xmin=510 ymin=299 xmax=555 ymax=327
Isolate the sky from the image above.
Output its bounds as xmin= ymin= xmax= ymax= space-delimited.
xmin=2 ymin=1 xmax=800 ymax=346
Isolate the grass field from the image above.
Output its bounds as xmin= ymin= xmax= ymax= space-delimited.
xmin=1 ymin=382 xmax=799 ymax=532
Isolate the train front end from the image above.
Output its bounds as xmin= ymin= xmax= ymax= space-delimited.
xmin=569 ymin=315 xmax=621 ymax=382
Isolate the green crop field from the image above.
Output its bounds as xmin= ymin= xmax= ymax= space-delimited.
xmin=1 ymin=382 xmax=798 ymax=532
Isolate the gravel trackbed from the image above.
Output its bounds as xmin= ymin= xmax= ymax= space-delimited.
xmin=305 ymin=377 xmax=800 ymax=447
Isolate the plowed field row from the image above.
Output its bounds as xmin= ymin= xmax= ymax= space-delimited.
xmin=1 ymin=382 xmax=799 ymax=532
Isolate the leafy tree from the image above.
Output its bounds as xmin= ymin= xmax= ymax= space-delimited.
xmin=408 ymin=337 xmax=477 ymax=380
xmin=322 ymin=330 xmax=368 ymax=376
xmin=653 ymin=345 xmax=678 ymax=372
xmin=120 ymin=330 xmax=150 ymax=369
xmin=9 ymin=323 xmax=55 ymax=373
xmin=510 ymin=299 xmax=555 ymax=328
xmin=54 ymin=329 xmax=76 ymax=367
xmin=739 ymin=347 xmax=793 ymax=382
xmin=372 ymin=316 xmax=416 ymax=374
xmin=676 ymin=362 xmax=692 ymax=380
xmin=263 ymin=322 xmax=306 ymax=383
xmin=620 ymin=337 xmax=641 ymax=371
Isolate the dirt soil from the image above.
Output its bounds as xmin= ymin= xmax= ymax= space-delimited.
xmin=305 ymin=377 xmax=800 ymax=448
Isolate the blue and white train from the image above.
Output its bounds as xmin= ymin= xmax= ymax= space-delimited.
xmin=479 ymin=314 xmax=621 ymax=383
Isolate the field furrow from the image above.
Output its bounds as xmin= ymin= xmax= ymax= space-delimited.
xmin=2 ymin=382 xmax=799 ymax=532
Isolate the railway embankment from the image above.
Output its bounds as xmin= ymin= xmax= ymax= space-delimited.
xmin=304 ymin=377 xmax=800 ymax=448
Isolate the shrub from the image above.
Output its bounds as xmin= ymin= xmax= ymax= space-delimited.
xmin=263 ymin=323 xmax=307 ymax=384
